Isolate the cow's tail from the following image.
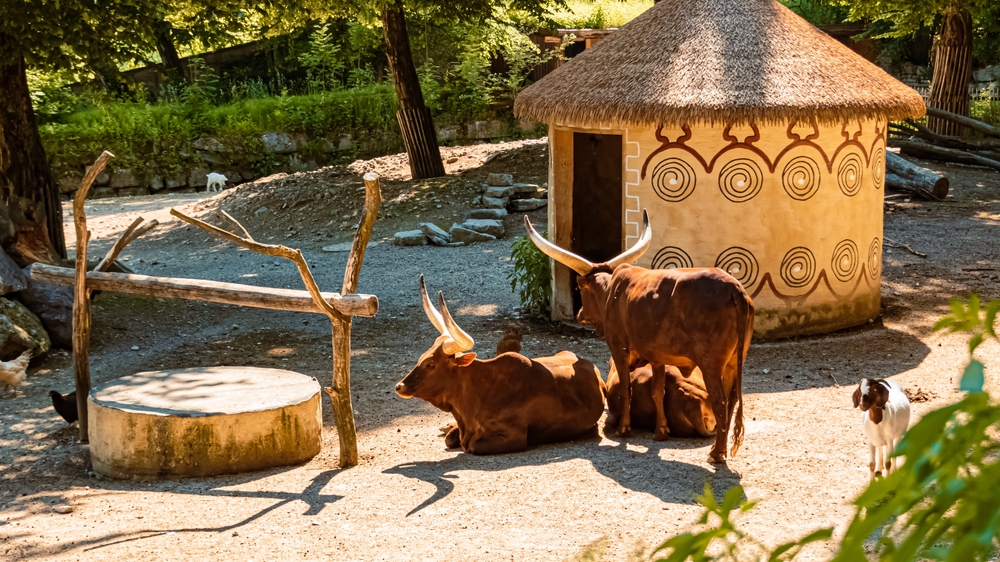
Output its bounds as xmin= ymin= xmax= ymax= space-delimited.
xmin=730 ymin=291 xmax=753 ymax=458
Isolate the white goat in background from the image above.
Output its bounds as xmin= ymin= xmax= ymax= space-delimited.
xmin=853 ymin=378 xmax=911 ymax=478
xmin=206 ymin=172 xmax=229 ymax=193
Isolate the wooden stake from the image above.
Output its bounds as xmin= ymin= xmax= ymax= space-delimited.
xmin=73 ymin=150 xmax=114 ymax=443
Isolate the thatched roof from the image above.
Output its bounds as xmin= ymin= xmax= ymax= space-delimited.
xmin=514 ymin=0 xmax=926 ymax=127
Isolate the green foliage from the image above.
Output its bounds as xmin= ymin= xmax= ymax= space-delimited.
xmin=298 ymin=24 xmax=346 ymax=92
xmin=509 ymin=231 xmax=552 ymax=318
xmin=834 ymin=0 xmax=996 ymax=37
xmin=779 ymin=0 xmax=848 ymax=27
xmin=545 ymin=0 xmax=653 ymax=29
xmin=971 ymin=97 xmax=1000 ymax=128
xmin=645 ymin=295 xmax=1000 ymax=561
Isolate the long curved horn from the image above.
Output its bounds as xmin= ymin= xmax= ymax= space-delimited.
xmin=438 ymin=291 xmax=475 ymax=352
xmin=523 ymin=216 xmax=594 ymax=276
xmin=420 ymin=275 xmax=446 ymax=335
xmin=607 ymin=209 xmax=652 ymax=269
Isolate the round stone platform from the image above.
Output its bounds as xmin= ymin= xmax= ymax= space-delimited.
xmin=89 ymin=367 xmax=322 ymax=479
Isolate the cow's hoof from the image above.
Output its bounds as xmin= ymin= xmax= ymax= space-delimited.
xmin=654 ymin=428 xmax=670 ymax=441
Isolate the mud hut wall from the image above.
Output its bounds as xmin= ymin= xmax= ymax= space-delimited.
xmin=548 ymin=118 xmax=887 ymax=338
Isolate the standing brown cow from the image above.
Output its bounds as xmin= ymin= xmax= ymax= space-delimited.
xmin=394 ymin=276 xmax=606 ymax=455
xmin=526 ymin=211 xmax=753 ymax=462
xmin=605 ymin=359 xmax=716 ymax=438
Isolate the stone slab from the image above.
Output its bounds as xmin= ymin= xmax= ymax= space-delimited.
xmin=465 ymin=208 xmax=507 ymax=220
xmin=462 ymin=219 xmax=504 ymax=238
xmin=89 ymin=367 xmax=322 ymax=479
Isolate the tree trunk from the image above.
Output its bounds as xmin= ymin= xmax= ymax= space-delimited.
xmin=0 ymin=44 xmax=66 ymax=265
xmin=155 ymin=25 xmax=187 ymax=83
xmin=927 ymin=5 xmax=973 ymax=136
xmin=381 ymin=0 xmax=445 ymax=179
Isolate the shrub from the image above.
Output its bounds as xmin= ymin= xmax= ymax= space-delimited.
xmin=509 ymin=231 xmax=551 ymax=318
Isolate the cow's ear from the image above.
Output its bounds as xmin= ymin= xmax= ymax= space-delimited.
xmin=852 ymin=386 xmax=862 ymax=408
xmin=453 ymin=352 xmax=477 ymax=366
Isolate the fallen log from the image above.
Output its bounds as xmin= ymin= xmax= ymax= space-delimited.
xmin=890 ymin=120 xmax=1000 ymax=151
xmin=925 ymin=107 xmax=1000 ymax=139
xmin=885 ymin=151 xmax=949 ymax=200
xmin=29 ymin=263 xmax=379 ymax=317
xmin=890 ymin=139 xmax=1000 ymax=171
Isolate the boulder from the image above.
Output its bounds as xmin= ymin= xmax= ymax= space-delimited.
xmin=59 ymin=173 xmax=83 ymax=194
xmin=450 ymin=225 xmax=497 ymax=245
xmin=487 ymin=173 xmax=514 ymax=186
xmin=109 ymin=168 xmax=140 ymax=188
xmin=482 ymin=196 xmax=509 ymax=209
xmin=0 ymin=248 xmax=27 ymax=295
xmin=165 ymin=172 xmax=187 ymax=189
xmin=149 ymin=176 xmax=165 ymax=191
xmin=394 ymin=230 xmax=428 ymax=246
xmin=0 ymin=297 xmax=51 ymax=359
xmin=467 ymin=120 xmax=504 ymax=139
xmin=419 ymin=222 xmax=452 ymax=243
xmin=511 ymin=183 xmax=539 ymax=194
xmin=85 ymin=165 xmax=110 ymax=186
xmin=509 ymin=198 xmax=547 ymax=212
xmin=437 ymin=126 xmax=460 ymax=142
xmin=519 ymin=120 xmax=536 ymax=132
xmin=484 ymin=186 xmax=515 ymax=198
xmin=465 ymin=208 xmax=507 ymax=220
xmin=193 ymin=137 xmax=226 ymax=152
xmin=188 ymin=164 xmax=212 ymax=187
xmin=462 ymin=219 xmax=504 ymax=238
xmin=92 ymin=187 xmax=116 ymax=199
xmin=338 ymin=135 xmax=353 ymax=150
xmin=261 ymin=132 xmax=304 ymax=154
xmin=18 ymin=268 xmax=72 ymax=348
xmin=198 ymin=151 xmax=228 ymax=165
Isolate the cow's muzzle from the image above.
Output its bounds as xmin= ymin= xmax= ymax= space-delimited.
xmin=395 ymin=382 xmax=413 ymax=399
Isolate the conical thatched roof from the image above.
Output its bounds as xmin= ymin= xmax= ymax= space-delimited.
xmin=514 ymin=0 xmax=925 ymax=127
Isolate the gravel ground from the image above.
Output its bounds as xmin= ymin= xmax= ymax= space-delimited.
xmin=1 ymin=144 xmax=998 ymax=561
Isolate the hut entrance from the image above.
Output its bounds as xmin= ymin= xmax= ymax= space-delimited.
xmin=571 ymin=132 xmax=623 ymax=312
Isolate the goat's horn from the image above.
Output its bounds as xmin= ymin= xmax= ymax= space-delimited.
xmin=438 ymin=291 xmax=475 ymax=352
xmin=606 ymin=209 xmax=652 ymax=269
xmin=420 ymin=275 xmax=447 ymax=335
xmin=523 ymin=216 xmax=594 ymax=276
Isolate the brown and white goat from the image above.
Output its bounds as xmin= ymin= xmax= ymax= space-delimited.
xmin=853 ymin=378 xmax=911 ymax=478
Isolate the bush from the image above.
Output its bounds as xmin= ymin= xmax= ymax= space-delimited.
xmin=509 ymin=232 xmax=552 ymax=318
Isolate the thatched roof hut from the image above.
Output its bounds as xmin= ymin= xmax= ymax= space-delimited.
xmin=514 ymin=0 xmax=925 ymax=338
xmin=515 ymin=0 xmax=925 ymax=127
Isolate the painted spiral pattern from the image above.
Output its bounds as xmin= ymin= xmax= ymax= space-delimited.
xmin=715 ymin=247 xmax=759 ymax=289
xmin=870 ymin=147 xmax=885 ymax=190
xmin=837 ymin=153 xmax=864 ymax=196
xmin=651 ymin=158 xmax=697 ymax=202
xmin=868 ymin=237 xmax=882 ymax=279
xmin=781 ymin=156 xmax=821 ymax=200
xmin=718 ymin=158 xmax=764 ymax=203
xmin=780 ymin=247 xmax=817 ymax=288
xmin=831 ymin=239 xmax=859 ymax=282
xmin=652 ymin=246 xmax=693 ymax=270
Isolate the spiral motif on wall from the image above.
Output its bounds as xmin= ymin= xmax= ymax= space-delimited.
xmin=718 ymin=158 xmax=764 ymax=203
xmin=715 ymin=247 xmax=759 ymax=289
xmin=837 ymin=153 xmax=864 ymax=197
xmin=871 ymin=147 xmax=885 ymax=190
xmin=831 ymin=239 xmax=859 ymax=282
xmin=650 ymin=158 xmax=697 ymax=202
xmin=652 ymin=246 xmax=693 ymax=270
xmin=868 ymin=237 xmax=882 ymax=279
xmin=781 ymin=156 xmax=821 ymax=200
xmin=780 ymin=247 xmax=817 ymax=289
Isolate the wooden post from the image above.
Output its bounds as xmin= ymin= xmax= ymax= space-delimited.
xmin=72 ymin=150 xmax=114 ymax=442
xmin=927 ymin=6 xmax=973 ymax=137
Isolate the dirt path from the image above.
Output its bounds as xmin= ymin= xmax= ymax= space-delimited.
xmin=1 ymin=143 xmax=998 ymax=561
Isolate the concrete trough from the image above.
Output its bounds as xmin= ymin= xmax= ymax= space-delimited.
xmin=89 ymin=367 xmax=322 ymax=479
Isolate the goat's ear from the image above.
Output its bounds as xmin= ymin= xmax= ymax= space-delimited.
xmin=873 ymin=382 xmax=890 ymax=409
xmin=452 ymin=352 xmax=476 ymax=367
xmin=852 ymin=386 xmax=862 ymax=408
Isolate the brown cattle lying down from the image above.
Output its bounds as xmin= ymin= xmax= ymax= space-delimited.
xmin=605 ymin=360 xmax=716 ymax=438
xmin=395 ymin=277 xmax=606 ymax=455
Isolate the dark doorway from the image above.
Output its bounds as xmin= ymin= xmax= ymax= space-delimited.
xmin=571 ymin=132 xmax=623 ymax=313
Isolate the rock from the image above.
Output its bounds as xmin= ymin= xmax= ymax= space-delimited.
xmin=193 ymin=137 xmax=226 ymax=152
xmin=419 ymin=222 xmax=452 ymax=243
xmin=165 ymin=172 xmax=187 ymax=189
xmin=188 ymin=164 xmax=211 ymax=187
xmin=109 ymin=168 xmax=139 ymax=188
xmin=117 ymin=187 xmax=149 ymax=197
xmin=59 ymin=173 xmax=82 ymax=194
xmin=260 ymin=132 xmax=304 ymax=154
xmin=437 ymin=126 xmax=460 ymax=142
xmin=484 ymin=186 xmax=515 ymax=198
xmin=0 ymin=297 xmax=50 ymax=358
xmin=444 ymin=242 xmax=466 ymax=247
xmin=338 ymin=134 xmax=353 ymax=150
xmin=394 ymin=230 xmax=428 ymax=246
xmin=22 ymin=274 xmax=75 ymax=348
xmin=427 ymin=235 xmax=449 ymax=246
xmin=149 ymin=176 xmax=165 ymax=191
xmin=509 ymin=198 xmax=548 ymax=212
xmin=85 ymin=165 xmax=110 ymax=186
xmin=482 ymin=196 xmax=509 ymax=209
xmin=450 ymin=225 xmax=497 ymax=245
xmin=224 ymin=170 xmax=243 ymax=184
xmin=91 ymin=187 xmax=116 ymax=199
xmin=973 ymin=65 xmax=999 ymax=82
xmin=467 ymin=120 xmax=504 ymax=139
xmin=240 ymin=168 xmax=259 ymax=182
xmin=0 ymin=248 xmax=27 ymax=296
xmin=53 ymin=505 xmax=74 ymax=514
xmin=462 ymin=219 xmax=504 ymax=238
xmin=511 ymin=183 xmax=539 ymax=194
xmin=519 ymin=120 xmax=536 ymax=132
xmin=465 ymin=208 xmax=508 ymax=220
xmin=198 ymin=151 xmax=228 ymax=165
xmin=531 ymin=188 xmax=548 ymax=199
xmin=487 ymin=173 xmax=514 ymax=186
xmin=254 ymin=206 xmax=269 ymax=215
